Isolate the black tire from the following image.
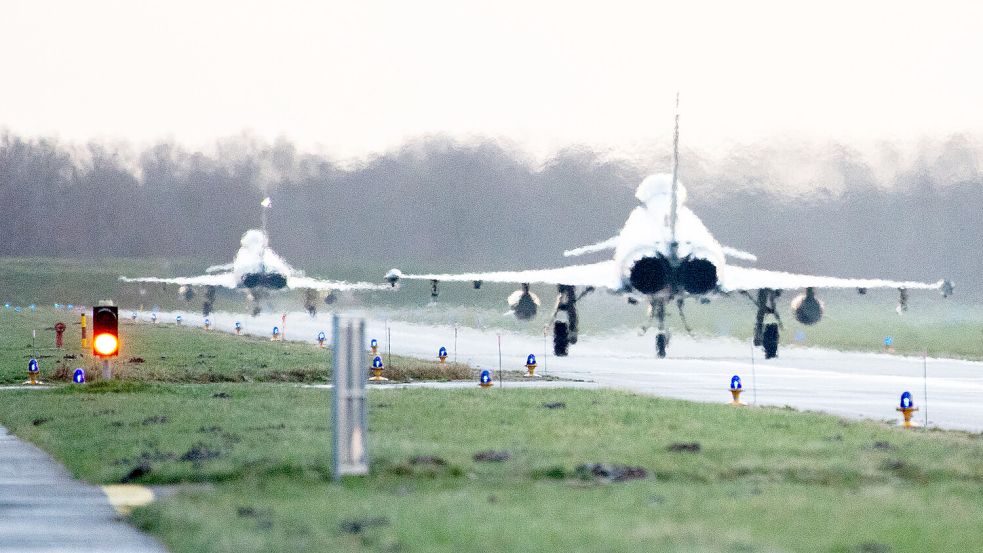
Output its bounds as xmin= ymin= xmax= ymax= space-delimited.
xmin=656 ymin=332 xmax=667 ymax=358
xmin=763 ymin=323 xmax=779 ymax=359
xmin=553 ymin=321 xmax=570 ymax=356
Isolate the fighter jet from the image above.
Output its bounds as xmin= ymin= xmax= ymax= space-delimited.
xmin=121 ymin=199 xmax=388 ymax=316
xmin=384 ymin=99 xmax=953 ymax=359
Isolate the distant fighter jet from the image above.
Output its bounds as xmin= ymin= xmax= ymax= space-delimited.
xmin=385 ymin=98 xmax=953 ymax=359
xmin=121 ymin=198 xmax=388 ymax=316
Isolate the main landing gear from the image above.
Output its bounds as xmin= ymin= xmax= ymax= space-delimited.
xmin=551 ymin=285 xmax=593 ymax=356
xmin=745 ymin=288 xmax=782 ymax=359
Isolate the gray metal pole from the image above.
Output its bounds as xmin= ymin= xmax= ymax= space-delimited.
xmin=923 ymin=352 xmax=929 ymax=428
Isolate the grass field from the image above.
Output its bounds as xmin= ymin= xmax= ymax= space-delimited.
xmin=0 ymin=384 xmax=980 ymax=552
xmin=0 ymin=306 xmax=474 ymax=385
xmin=2 ymin=256 xmax=981 ymax=360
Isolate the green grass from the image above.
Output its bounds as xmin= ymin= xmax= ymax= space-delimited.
xmin=0 ymin=384 xmax=980 ymax=552
xmin=0 ymin=307 xmax=473 ymax=385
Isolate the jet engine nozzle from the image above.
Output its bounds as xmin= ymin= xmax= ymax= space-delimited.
xmin=627 ymin=256 xmax=671 ymax=294
xmin=678 ymin=257 xmax=718 ymax=295
xmin=791 ymin=288 xmax=824 ymax=325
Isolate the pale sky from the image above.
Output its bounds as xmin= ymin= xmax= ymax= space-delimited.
xmin=2 ymin=0 xmax=981 ymax=160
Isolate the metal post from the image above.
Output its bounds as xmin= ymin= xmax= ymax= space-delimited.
xmin=332 ymin=315 xmax=368 ymax=480
xmin=497 ymin=334 xmax=503 ymax=387
xmin=453 ymin=325 xmax=458 ymax=365
xmin=750 ymin=339 xmax=757 ymax=406
xmin=542 ymin=326 xmax=548 ymax=376
xmin=923 ymin=352 xmax=928 ymax=428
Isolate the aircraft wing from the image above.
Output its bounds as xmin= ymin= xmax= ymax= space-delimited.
xmin=387 ymin=260 xmax=621 ymax=289
xmin=287 ymin=275 xmax=390 ymax=292
xmin=119 ymin=272 xmax=239 ymax=288
xmin=721 ymin=265 xmax=950 ymax=294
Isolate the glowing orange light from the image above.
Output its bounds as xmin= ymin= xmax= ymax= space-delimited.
xmin=93 ymin=333 xmax=118 ymax=356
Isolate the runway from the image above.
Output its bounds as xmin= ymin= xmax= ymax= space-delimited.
xmin=140 ymin=309 xmax=983 ymax=432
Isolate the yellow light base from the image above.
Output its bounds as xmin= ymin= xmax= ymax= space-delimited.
xmin=369 ymin=368 xmax=388 ymax=381
xmin=897 ymin=406 xmax=919 ymax=428
xmin=729 ymin=388 xmax=745 ymax=406
xmin=479 ymin=381 xmax=493 ymax=388
xmin=439 ymin=356 xmax=447 ymax=364
xmin=524 ymin=363 xmax=538 ymax=377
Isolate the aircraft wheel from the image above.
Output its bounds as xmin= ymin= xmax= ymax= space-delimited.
xmin=656 ymin=332 xmax=668 ymax=359
xmin=763 ymin=322 xmax=779 ymax=359
xmin=553 ymin=321 xmax=570 ymax=357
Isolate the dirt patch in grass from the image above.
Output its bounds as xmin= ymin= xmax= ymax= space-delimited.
xmin=473 ymin=450 xmax=511 ymax=462
xmin=667 ymin=442 xmax=701 ymax=453
xmin=180 ymin=443 xmax=223 ymax=463
xmin=575 ymin=463 xmax=649 ymax=483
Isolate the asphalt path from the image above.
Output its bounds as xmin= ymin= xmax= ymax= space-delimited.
xmin=139 ymin=309 xmax=983 ymax=432
xmin=0 ymin=425 xmax=167 ymax=553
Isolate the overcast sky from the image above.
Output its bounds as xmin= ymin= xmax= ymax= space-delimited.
xmin=2 ymin=1 xmax=981 ymax=160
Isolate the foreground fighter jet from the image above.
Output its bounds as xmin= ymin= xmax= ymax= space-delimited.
xmin=121 ymin=199 xmax=388 ymax=316
xmin=385 ymin=100 xmax=953 ymax=359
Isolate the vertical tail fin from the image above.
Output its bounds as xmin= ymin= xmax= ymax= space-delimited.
xmin=669 ymin=93 xmax=681 ymax=252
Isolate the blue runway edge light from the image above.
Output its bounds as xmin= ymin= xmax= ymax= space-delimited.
xmin=884 ymin=336 xmax=894 ymax=347
xmin=370 ymin=338 xmax=378 ymax=348
xmin=730 ymin=375 xmax=742 ymax=390
xmin=28 ymin=358 xmax=39 ymax=373
xmin=73 ymin=368 xmax=85 ymax=384
xmin=439 ymin=346 xmax=447 ymax=357
xmin=480 ymin=370 xmax=492 ymax=385
xmin=527 ymin=354 xmax=537 ymax=365
xmin=318 ymin=331 xmax=326 ymax=341
xmin=235 ymin=321 xmax=241 ymax=329
xmin=900 ymin=391 xmax=913 ymax=409
xmin=372 ymin=356 xmax=384 ymax=369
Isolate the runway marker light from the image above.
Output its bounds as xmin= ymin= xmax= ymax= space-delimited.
xmin=729 ymin=375 xmax=745 ymax=405
xmin=176 ymin=315 xmax=182 ymax=325
xmin=369 ymin=355 xmax=388 ymax=381
xmin=479 ymin=369 xmax=493 ymax=388
xmin=438 ymin=346 xmax=448 ymax=363
xmin=151 ymin=313 xmax=158 ymax=324
xmin=73 ymin=368 xmax=85 ymax=384
xmin=67 ymin=304 xmax=74 ymax=310
xmin=884 ymin=336 xmax=895 ymax=353
xmin=14 ymin=306 xmax=21 ymax=313
xmin=272 ymin=326 xmax=280 ymax=341
xmin=204 ymin=318 xmax=211 ymax=330
xmin=370 ymin=338 xmax=379 ymax=355
xmin=131 ymin=312 xmax=138 ymax=321
xmin=317 ymin=331 xmax=326 ymax=347
xmin=92 ymin=306 xmax=120 ymax=358
xmin=26 ymin=357 xmax=41 ymax=385
xmin=29 ymin=304 xmax=36 ymax=312
xmin=234 ymin=321 xmax=241 ymax=334
xmin=3 ymin=303 xmax=9 ymax=309
xmin=897 ymin=391 xmax=918 ymax=428
xmin=525 ymin=353 xmax=538 ymax=377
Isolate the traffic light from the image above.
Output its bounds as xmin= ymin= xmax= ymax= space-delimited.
xmin=92 ymin=306 xmax=119 ymax=357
